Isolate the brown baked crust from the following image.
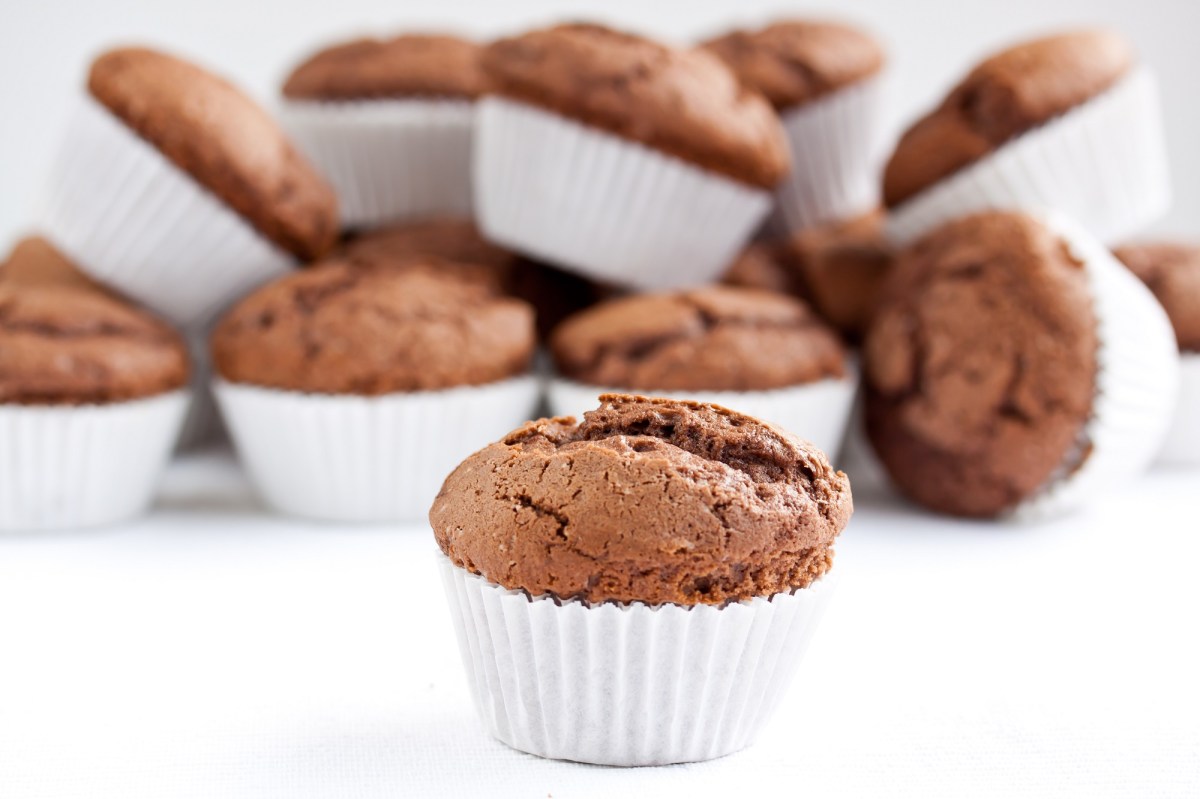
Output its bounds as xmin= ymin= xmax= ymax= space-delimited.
xmin=883 ymin=30 xmax=1134 ymax=207
xmin=721 ymin=240 xmax=803 ymax=296
xmin=550 ymin=285 xmax=846 ymax=392
xmin=481 ymin=23 xmax=790 ymax=189
xmin=88 ymin=47 xmax=339 ymax=260
xmin=282 ymin=34 xmax=485 ymax=100
xmin=431 ymin=394 xmax=853 ymax=605
xmin=702 ymin=19 xmax=884 ymax=110
xmin=0 ymin=240 xmax=189 ymax=404
xmin=863 ymin=211 xmax=1098 ymax=517
xmin=211 ymin=261 xmax=535 ymax=394
xmin=1114 ymin=243 xmax=1200 ymax=352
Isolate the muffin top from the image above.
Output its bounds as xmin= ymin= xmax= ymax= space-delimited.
xmin=431 ymin=394 xmax=853 ymax=605
xmin=211 ymin=261 xmax=535 ymax=394
xmin=1114 ymin=243 xmax=1200 ymax=352
xmin=0 ymin=238 xmax=189 ymax=405
xmin=282 ymin=34 xmax=486 ymax=101
xmin=883 ymin=30 xmax=1134 ymax=207
xmin=721 ymin=240 xmax=802 ymax=296
xmin=89 ymin=46 xmax=339 ymax=261
xmin=864 ymin=211 xmax=1097 ymax=517
xmin=481 ymin=22 xmax=790 ymax=189
xmin=702 ymin=19 xmax=884 ymax=110
xmin=550 ymin=285 xmax=846 ymax=392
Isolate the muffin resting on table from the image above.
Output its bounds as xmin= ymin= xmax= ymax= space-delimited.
xmin=211 ymin=262 xmax=539 ymax=521
xmin=41 ymin=46 xmax=337 ymax=328
xmin=433 ymin=394 xmax=852 ymax=766
xmin=703 ymin=19 xmax=886 ymax=232
xmin=547 ymin=285 xmax=855 ymax=457
xmin=281 ymin=34 xmax=484 ymax=227
xmin=474 ymin=22 xmax=788 ymax=289
xmin=882 ymin=30 xmax=1168 ymax=245
xmin=1114 ymin=243 xmax=1200 ymax=465
xmin=0 ymin=237 xmax=190 ymax=530
xmin=864 ymin=211 xmax=1177 ymax=519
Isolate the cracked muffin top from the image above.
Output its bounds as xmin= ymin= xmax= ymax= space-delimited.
xmin=0 ymin=237 xmax=189 ymax=405
xmin=550 ymin=285 xmax=846 ymax=392
xmin=282 ymin=33 xmax=486 ymax=101
xmin=863 ymin=211 xmax=1098 ymax=518
xmin=883 ymin=30 xmax=1134 ymax=207
xmin=210 ymin=260 xmax=535 ymax=394
xmin=1113 ymin=243 xmax=1200 ymax=353
xmin=431 ymin=394 xmax=853 ymax=605
xmin=481 ymin=22 xmax=790 ymax=189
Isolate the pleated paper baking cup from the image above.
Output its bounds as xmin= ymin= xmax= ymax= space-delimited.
xmin=439 ymin=555 xmax=836 ymax=766
xmin=40 ymin=94 xmax=295 ymax=329
xmin=474 ymin=96 xmax=772 ymax=290
xmin=546 ymin=372 xmax=857 ymax=460
xmin=887 ymin=67 xmax=1170 ymax=247
xmin=771 ymin=75 xmax=884 ymax=234
xmin=0 ymin=391 xmax=189 ymax=531
xmin=214 ymin=376 xmax=540 ymax=522
xmin=279 ymin=99 xmax=474 ymax=229
xmin=1158 ymin=354 xmax=1200 ymax=466
xmin=1012 ymin=213 xmax=1179 ymax=520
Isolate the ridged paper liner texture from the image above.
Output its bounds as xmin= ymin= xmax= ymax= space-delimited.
xmin=887 ymin=67 xmax=1170 ymax=246
xmin=439 ymin=555 xmax=837 ymax=766
xmin=474 ymin=96 xmax=772 ymax=290
xmin=771 ymin=75 xmax=884 ymax=234
xmin=40 ymin=95 xmax=295 ymax=329
xmin=546 ymin=373 xmax=857 ymax=461
xmin=0 ymin=391 xmax=189 ymax=531
xmin=279 ymin=99 xmax=474 ymax=229
xmin=1157 ymin=353 xmax=1200 ymax=466
xmin=214 ymin=376 xmax=540 ymax=522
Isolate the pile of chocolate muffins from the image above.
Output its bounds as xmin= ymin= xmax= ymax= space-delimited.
xmin=2 ymin=16 xmax=1198 ymax=767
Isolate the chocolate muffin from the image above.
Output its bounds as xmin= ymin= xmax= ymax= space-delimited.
xmin=1113 ymin=243 xmax=1200 ymax=352
xmin=864 ymin=212 xmax=1099 ymax=517
xmin=0 ymin=236 xmax=103 ymax=291
xmin=432 ymin=394 xmax=853 ymax=605
xmin=721 ymin=240 xmax=803 ymax=296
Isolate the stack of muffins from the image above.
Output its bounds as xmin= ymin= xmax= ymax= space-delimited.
xmin=2 ymin=14 xmax=1196 ymax=767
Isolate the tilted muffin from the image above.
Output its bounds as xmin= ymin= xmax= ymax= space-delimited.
xmin=1114 ymin=243 xmax=1200 ymax=464
xmin=281 ymin=34 xmax=484 ymax=227
xmin=41 ymin=46 xmax=338 ymax=328
xmin=474 ymin=22 xmax=789 ymax=289
xmin=212 ymin=262 xmax=539 ymax=520
xmin=882 ymin=30 xmax=1168 ymax=244
xmin=864 ymin=211 xmax=1177 ymax=519
xmin=703 ymin=19 xmax=886 ymax=232
xmin=433 ymin=394 xmax=852 ymax=765
xmin=0 ymin=237 xmax=190 ymax=529
xmin=547 ymin=285 xmax=855 ymax=456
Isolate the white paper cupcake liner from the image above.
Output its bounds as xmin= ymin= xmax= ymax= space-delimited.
xmin=40 ymin=94 xmax=295 ymax=329
xmin=1158 ymin=354 xmax=1200 ymax=466
xmin=474 ymin=96 xmax=772 ymax=290
xmin=1012 ymin=213 xmax=1179 ymax=520
xmin=770 ymin=75 xmax=884 ymax=234
xmin=439 ymin=555 xmax=836 ymax=766
xmin=0 ymin=391 xmax=189 ymax=531
xmin=887 ymin=67 xmax=1170 ymax=247
xmin=546 ymin=371 xmax=857 ymax=461
xmin=279 ymin=99 xmax=474 ymax=230
xmin=214 ymin=376 xmax=540 ymax=522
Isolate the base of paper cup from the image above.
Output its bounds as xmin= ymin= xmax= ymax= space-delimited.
xmin=770 ymin=75 xmax=884 ymax=234
xmin=0 ymin=391 xmax=189 ymax=531
xmin=546 ymin=373 xmax=857 ymax=460
xmin=279 ymin=99 xmax=474 ymax=229
xmin=1158 ymin=354 xmax=1200 ymax=466
xmin=474 ymin=96 xmax=771 ymax=290
xmin=887 ymin=67 xmax=1171 ymax=246
xmin=1012 ymin=213 xmax=1179 ymax=520
xmin=214 ymin=376 xmax=540 ymax=522
xmin=438 ymin=555 xmax=836 ymax=766
xmin=40 ymin=94 xmax=295 ymax=329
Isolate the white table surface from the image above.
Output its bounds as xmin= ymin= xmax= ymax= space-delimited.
xmin=1 ymin=448 xmax=1197 ymax=798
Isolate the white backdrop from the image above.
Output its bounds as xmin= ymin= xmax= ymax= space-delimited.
xmin=1 ymin=0 xmax=1198 ymax=249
